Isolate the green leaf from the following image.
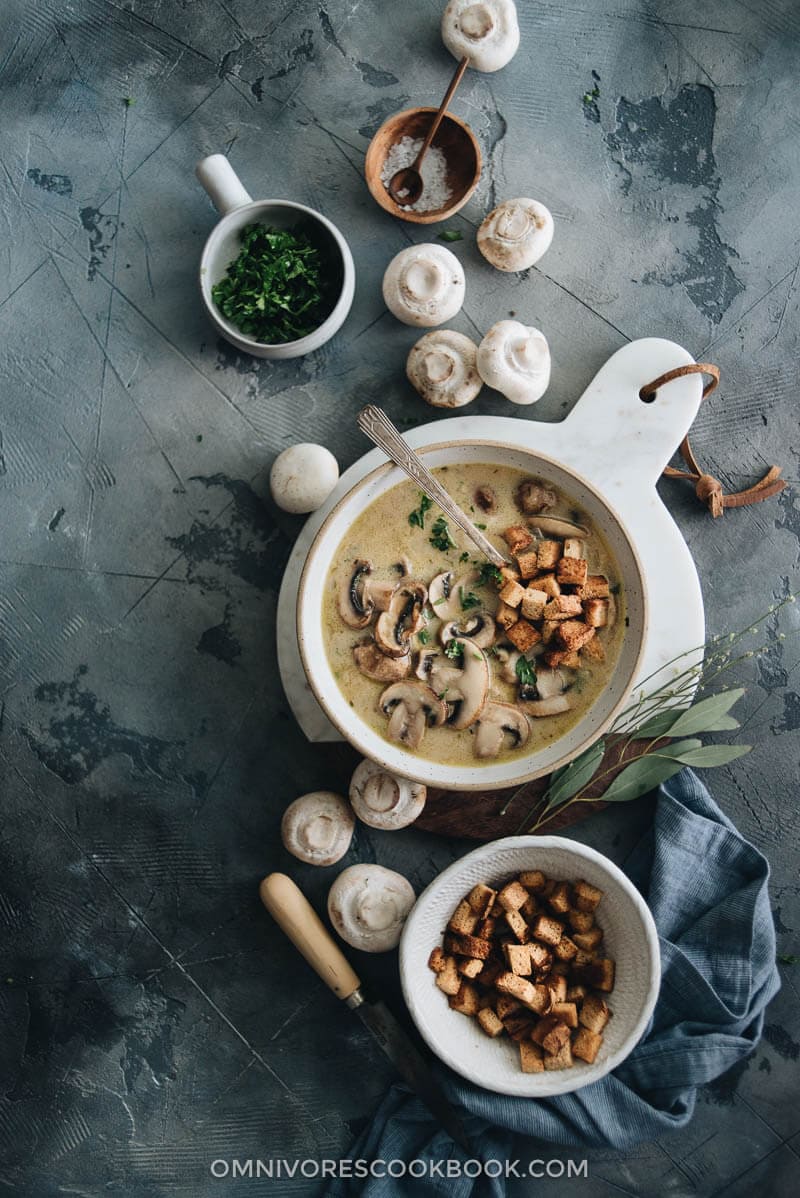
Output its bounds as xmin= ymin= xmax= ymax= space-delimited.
xmin=409 ymin=493 xmax=433 ymax=529
xmin=444 ymin=639 xmax=463 ymax=661
xmin=544 ymin=738 xmax=606 ymax=810
xmin=430 ymin=516 xmax=457 ymax=552
xmin=515 ymin=655 xmax=537 ymax=688
xmin=666 ymin=689 xmax=745 ymax=737
xmin=778 ymin=953 xmax=800 ymax=965
xmin=599 ymin=739 xmax=702 ymax=803
xmin=671 ymin=743 xmax=751 ymax=767
xmin=634 ymin=710 xmax=685 ymax=738
xmin=438 ymin=230 xmax=463 ymax=242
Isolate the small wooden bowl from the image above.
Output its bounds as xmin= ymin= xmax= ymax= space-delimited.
xmin=364 ymin=106 xmax=482 ymax=225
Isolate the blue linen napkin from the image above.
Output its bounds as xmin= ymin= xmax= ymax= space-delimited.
xmin=326 ymin=769 xmax=780 ymax=1198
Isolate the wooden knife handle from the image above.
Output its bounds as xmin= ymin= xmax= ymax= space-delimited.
xmin=259 ymin=873 xmax=361 ymax=1001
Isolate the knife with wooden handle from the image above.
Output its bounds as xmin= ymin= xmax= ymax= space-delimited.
xmin=259 ymin=873 xmax=470 ymax=1151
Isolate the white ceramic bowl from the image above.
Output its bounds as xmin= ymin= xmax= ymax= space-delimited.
xmin=196 ymin=155 xmax=355 ymax=360
xmin=400 ymin=836 xmax=660 ymax=1097
xmin=297 ymin=438 xmax=648 ymax=791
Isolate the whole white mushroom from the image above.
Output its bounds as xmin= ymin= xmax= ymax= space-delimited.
xmin=281 ymin=791 xmax=354 ymax=866
xmin=269 ymin=443 xmax=339 ymax=514
xmin=441 ymin=0 xmax=520 ymax=73
xmin=382 ymin=244 xmax=465 ymax=328
xmin=477 ymin=319 xmax=551 ymax=405
xmin=328 ymin=864 xmax=416 ymax=952
xmin=478 ymin=198 xmax=554 ymax=272
xmin=349 ymin=759 xmax=427 ymax=830
xmin=406 ymin=330 xmax=482 ymax=408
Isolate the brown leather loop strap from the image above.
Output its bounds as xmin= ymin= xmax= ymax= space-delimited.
xmin=639 ymin=362 xmax=787 ymax=518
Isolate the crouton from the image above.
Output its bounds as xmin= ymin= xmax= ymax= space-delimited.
xmin=495 ymin=972 xmax=537 ymax=1005
xmin=428 ymin=946 xmax=446 ymax=973
xmin=553 ymin=935 xmax=579 ymax=963
xmin=522 ymin=983 xmax=552 ymax=1015
xmin=563 ymin=538 xmax=585 ymax=559
xmin=495 ymin=600 xmax=519 ymax=631
xmin=435 ymin=955 xmax=461 ymax=996
xmin=551 ymin=1001 xmax=578 ymax=1029
xmin=519 ymin=870 xmax=547 ymax=892
xmin=467 ymin=883 xmax=497 ymax=916
xmin=495 ymin=994 xmax=522 ymax=1020
xmin=504 ymin=1014 xmax=537 ymax=1042
xmin=556 ymin=620 xmax=596 ymax=652
xmin=572 ymin=1027 xmax=603 ymax=1064
xmin=579 ymin=994 xmax=610 ymax=1034
xmin=497 ymin=880 xmax=530 ymax=912
xmin=543 ymin=648 xmax=582 ymax=670
xmin=449 ymin=981 xmax=481 ymax=1016
xmin=531 ymin=915 xmax=564 ymax=947
xmin=567 ymin=908 xmax=595 ymax=934
xmin=551 ymin=960 xmax=570 ymax=976
xmin=548 ymin=881 xmax=572 ymax=915
xmin=515 ymin=548 xmax=540 ymax=579
xmin=521 ymin=894 xmax=539 ymax=920
xmin=566 ymin=984 xmax=588 ymax=1004
xmin=531 ymin=1015 xmax=571 ymax=1055
xmin=521 ymin=587 xmax=548 ymax=621
xmin=581 ymin=635 xmax=606 ymax=662
xmin=583 ymin=598 xmax=608 ymax=628
xmin=536 ymin=540 xmax=561 ymax=570
xmin=476 ymin=916 xmax=499 ymax=939
xmin=505 ymin=619 xmax=541 ymax=653
xmin=445 ymin=933 xmax=493 ymax=960
xmin=540 ymin=879 xmax=557 ymax=899
xmin=543 ymin=594 xmax=583 ymax=621
xmin=477 ymin=1007 xmax=505 ymax=1038
xmin=519 ymin=1040 xmax=545 ymax=1073
xmin=541 ymin=619 xmax=560 ymax=644
xmin=572 ymin=927 xmax=603 ymax=952
xmin=547 ymin=974 xmax=568 ymax=1003
xmin=457 ymin=957 xmax=485 ymax=979
xmin=504 ymin=943 xmax=533 ymax=975
xmin=527 ymin=942 xmax=552 ymax=975
xmin=503 ymin=525 xmax=533 ymax=554
xmin=589 ymin=958 xmax=616 ymax=992
xmin=537 ymin=573 xmax=561 ymax=598
xmin=573 ymin=880 xmax=604 ymax=912
xmin=499 ymin=565 xmax=521 ymax=586
xmin=448 ymin=899 xmax=480 ymax=936
xmin=556 ymin=557 xmax=588 ymax=587
xmin=498 ymin=579 xmax=526 ymax=609
xmin=543 ymin=1040 xmax=574 ymax=1070
xmin=577 ymin=575 xmax=610 ymax=600
xmin=478 ymin=959 xmax=504 ymax=988
xmin=504 ymin=908 xmax=530 ymax=942
xmin=573 ymin=948 xmax=596 ymax=968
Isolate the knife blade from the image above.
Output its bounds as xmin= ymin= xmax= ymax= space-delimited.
xmin=259 ymin=872 xmax=470 ymax=1152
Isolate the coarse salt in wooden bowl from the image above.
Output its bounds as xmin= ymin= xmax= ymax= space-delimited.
xmin=364 ymin=106 xmax=482 ymax=225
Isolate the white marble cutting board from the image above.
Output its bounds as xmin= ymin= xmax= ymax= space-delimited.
xmin=277 ymin=338 xmax=706 ymax=744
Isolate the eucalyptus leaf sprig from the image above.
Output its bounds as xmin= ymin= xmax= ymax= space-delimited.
xmin=507 ymin=593 xmax=797 ymax=834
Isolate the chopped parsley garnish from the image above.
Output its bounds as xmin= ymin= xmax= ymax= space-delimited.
xmin=610 ymin=582 xmax=621 ymax=595
xmin=515 ymin=656 xmax=537 ymax=688
xmin=418 ymin=628 xmax=430 ymax=645
xmin=430 ymin=516 xmax=456 ymax=552
xmin=444 ymin=640 xmax=464 ymax=661
xmin=477 ymin=562 xmax=503 ymax=587
xmin=409 ymin=493 xmax=433 ymax=529
xmin=438 ymin=229 xmax=463 ymax=242
xmin=459 ymin=551 xmax=470 ymax=563
xmin=459 ymin=588 xmax=481 ymax=611
xmin=211 ymin=222 xmax=336 ymax=344
xmin=474 ymin=523 xmax=487 ymax=530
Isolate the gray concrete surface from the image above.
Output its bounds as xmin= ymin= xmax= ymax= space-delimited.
xmin=1 ymin=1 xmax=799 ymax=1194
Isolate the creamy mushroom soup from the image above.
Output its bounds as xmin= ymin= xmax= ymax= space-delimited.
xmin=322 ymin=464 xmax=625 ymax=767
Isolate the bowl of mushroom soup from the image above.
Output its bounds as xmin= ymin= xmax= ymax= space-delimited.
xmin=296 ymin=440 xmax=648 ymax=791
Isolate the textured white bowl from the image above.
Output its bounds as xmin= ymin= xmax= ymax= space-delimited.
xmin=297 ymin=439 xmax=648 ymax=791
xmin=399 ymin=836 xmax=660 ymax=1097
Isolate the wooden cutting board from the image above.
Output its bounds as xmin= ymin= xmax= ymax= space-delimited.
xmin=319 ymin=738 xmax=659 ymax=841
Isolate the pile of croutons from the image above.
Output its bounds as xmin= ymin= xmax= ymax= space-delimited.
xmin=428 ymin=870 xmax=614 ymax=1073
xmin=494 ymin=523 xmax=614 ymax=671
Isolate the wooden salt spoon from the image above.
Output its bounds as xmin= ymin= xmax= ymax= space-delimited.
xmin=387 ymin=56 xmax=470 ymax=206
xmin=357 ymin=404 xmax=510 ymax=568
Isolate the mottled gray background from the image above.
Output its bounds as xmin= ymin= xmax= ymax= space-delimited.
xmin=1 ymin=0 xmax=799 ymax=1195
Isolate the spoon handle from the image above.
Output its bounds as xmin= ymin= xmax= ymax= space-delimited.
xmin=357 ymin=405 xmax=509 ymax=568
xmin=415 ymin=56 xmax=470 ymax=164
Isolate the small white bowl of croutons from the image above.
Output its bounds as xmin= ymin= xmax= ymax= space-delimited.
xmin=399 ymin=836 xmax=660 ymax=1097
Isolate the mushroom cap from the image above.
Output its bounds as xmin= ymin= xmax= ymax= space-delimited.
xmin=440 ymin=611 xmax=496 ymax=650
xmin=349 ymin=759 xmax=427 ymax=830
xmin=382 ymin=245 xmax=465 ymax=328
xmin=269 ymin=443 xmax=339 ymax=514
xmin=375 ymin=581 xmax=428 ymax=658
xmin=441 ymin=0 xmax=520 ymax=72
xmin=353 ymin=640 xmax=411 ymax=683
xmin=447 ymin=638 xmax=491 ymax=729
xmin=328 ymin=864 xmax=416 ymax=952
xmin=428 ymin=568 xmax=478 ymax=621
xmin=473 ymin=701 xmax=531 ymax=758
xmin=406 ymin=330 xmax=482 ymax=408
xmin=281 ymin=791 xmax=355 ymax=866
xmin=478 ymin=197 xmax=554 ymax=271
xmin=476 ymin=319 xmax=551 ymax=405
xmin=380 ymin=679 xmax=447 ymax=748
